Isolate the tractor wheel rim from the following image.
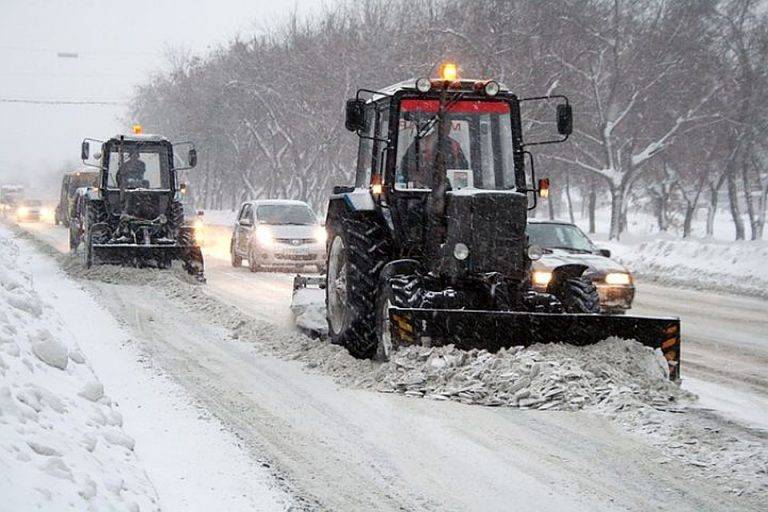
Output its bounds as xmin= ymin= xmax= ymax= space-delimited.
xmin=327 ymin=235 xmax=347 ymax=334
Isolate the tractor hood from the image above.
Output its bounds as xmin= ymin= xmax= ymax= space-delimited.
xmin=534 ymin=248 xmax=628 ymax=276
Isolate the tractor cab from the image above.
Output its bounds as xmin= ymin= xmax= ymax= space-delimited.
xmin=342 ymin=65 xmax=570 ymax=279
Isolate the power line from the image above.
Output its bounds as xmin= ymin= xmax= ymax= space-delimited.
xmin=0 ymin=98 xmax=127 ymax=106
xmin=0 ymin=44 xmax=157 ymax=57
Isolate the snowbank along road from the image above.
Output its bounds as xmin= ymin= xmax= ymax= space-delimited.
xmin=7 ymin=220 xmax=768 ymax=511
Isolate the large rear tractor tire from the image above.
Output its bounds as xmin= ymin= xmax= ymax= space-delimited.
xmin=326 ymin=215 xmax=390 ymax=359
xmin=556 ymin=277 xmax=601 ymax=314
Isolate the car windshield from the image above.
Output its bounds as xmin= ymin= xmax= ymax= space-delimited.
xmin=106 ymin=143 xmax=170 ymax=190
xmin=527 ymin=223 xmax=595 ymax=252
xmin=22 ymin=199 xmax=41 ymax=206
xmin=395 ymin=98 xmax=516 ymax=191
xmin=256 ymin=205 xmax=316 ymax=225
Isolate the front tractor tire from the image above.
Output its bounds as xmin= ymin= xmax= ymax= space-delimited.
xmin=556 ymin=277 xmax=601 ymax=314
xmin=326 ymin=215 xmax=390 ymax=359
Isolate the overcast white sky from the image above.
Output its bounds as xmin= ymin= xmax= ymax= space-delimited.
xmin=0 ymin=0 xmax=324 ymax=196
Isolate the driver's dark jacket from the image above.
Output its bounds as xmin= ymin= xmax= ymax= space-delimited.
xmin=399 ymin=133 xmax=469 ymax=188
xmin=116 ymin=159 xmax=146 ymax=187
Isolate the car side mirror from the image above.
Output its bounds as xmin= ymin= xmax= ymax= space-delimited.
xmin=81 ymin=141 xmax=89 ymax=160
xmin=556 ymin=104 xmax=573 ymax=135
xmin=598 ymin=248 xmax=611 ymax=258
xmin=188 ymin=148 xmax=197 ymax=168
xmin=240 ymin=218 xmax=253 ymax=227
xmin=345 ymin=99 xmax=366 ymax=132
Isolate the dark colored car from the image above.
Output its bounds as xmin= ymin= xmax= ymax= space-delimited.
xmin=528 ymin=220 xmax=635 ymax=313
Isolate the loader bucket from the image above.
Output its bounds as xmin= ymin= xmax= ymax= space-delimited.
xmin=389 ymin=308 xmax=681 ymax=380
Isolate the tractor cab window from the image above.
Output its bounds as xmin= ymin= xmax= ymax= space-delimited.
xmin=106 ymin=144 xmax=171 ymax=190
xmin=395 ymin=99 xmax=515 ymax=191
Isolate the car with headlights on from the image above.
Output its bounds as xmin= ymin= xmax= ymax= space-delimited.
xmin=230 ymin=199 xmax=327 ymax=273
xmin=15 ymin=199 xmax=50 ymax=223
xmin=527 ymin=220 xmax=634 ymax=314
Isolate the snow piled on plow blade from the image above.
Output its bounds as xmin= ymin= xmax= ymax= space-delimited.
xmin=374 ymin=339 xmax=683 ymax=410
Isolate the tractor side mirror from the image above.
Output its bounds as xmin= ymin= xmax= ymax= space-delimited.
xmin=345 ymin=99 xmax=366 ymax=132
xmin=598 ymin=248 xmax=611 ymax=258
xmin=188 ymin=148 xmax=197 ymax=168
xmin=557 ymin=104 xmax=573 ymax=135
xmin=81 ymin=141 xmax=89 ymax=160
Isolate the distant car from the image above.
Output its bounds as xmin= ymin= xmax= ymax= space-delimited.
xmin=15 ymin=199 xmax=49 ymax=223
xmin=527 ymin=220 xmax=635 ymax=314
xmin=56 ymin=170 xmax=100 ymax=227
xmin=230 ymin=199 xmax=327 ymax=273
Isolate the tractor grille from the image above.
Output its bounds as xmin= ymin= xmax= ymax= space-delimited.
xmin=443 ymin=191 xmax=528 ymax=279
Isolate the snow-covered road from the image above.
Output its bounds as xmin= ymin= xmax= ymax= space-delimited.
xmin=12 ymin=221 xmax=768 ymax=511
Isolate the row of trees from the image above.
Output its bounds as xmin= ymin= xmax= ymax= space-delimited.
xmin=130 ymin=0 xmax=768 ymax=240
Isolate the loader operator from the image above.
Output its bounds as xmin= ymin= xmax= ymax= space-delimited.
xmin=400 ymin=127 xmax=468 ymax=189
xmin=116 ymin=148 xmax=146 ymax=188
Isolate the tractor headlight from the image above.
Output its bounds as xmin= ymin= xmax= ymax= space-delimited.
xmin=416 ymin=77 xmax=432 ymax=93
xmin=484 ymin=80 xmax=500 ymax=97
xmin=453 ymin=242 xmax=470 ymax=260
xmin=314 ymin=226 xmax=328 ymax=244
xmin=532 ymin=270 xmax=552 ymax=286
xmin=527 ymin=244 xmax=544 ymax=261
xmin=255 ymin=226 xmax=274 ymax=247
xmin=605 ymin=272 xmax=631 ymax=285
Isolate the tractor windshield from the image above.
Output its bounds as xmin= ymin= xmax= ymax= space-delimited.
xmin=106 ymin=143 xmax=171 ymax=190
xmin=395 ymin=99 xmax=516 ymax=191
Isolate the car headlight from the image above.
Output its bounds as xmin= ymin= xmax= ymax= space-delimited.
xmin=193 ymin=219 xmax=204 ymax=231
xmin=605 ymin=272 xmax=631 ymax=285
xmin=16 ymin=206 xmax=29 ymax=217
xmin=314 ymin=226 xmax=328 ymax=244
xmin=532 ymin=270 xmax=552 ymax=286
xmin=255 ymin=226 xmax=274 ymax=247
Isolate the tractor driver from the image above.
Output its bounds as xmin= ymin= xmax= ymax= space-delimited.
xmin=399 ymin=126 xmax=469 ymax=189
xmin=116 ymin=147 xmax=146 ymax=188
